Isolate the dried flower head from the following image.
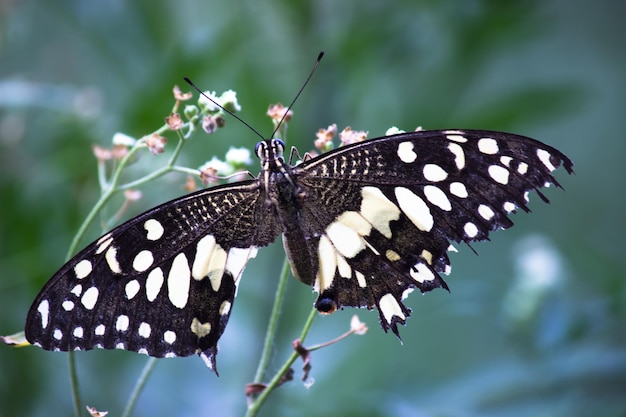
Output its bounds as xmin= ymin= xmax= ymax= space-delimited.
xmin=385 ymin=126 xmax=405 ymax=136
xmin=86 ymin=406 xmax=108 ymax=417
xmin=145 ymin=133 xmax=167 ymax=155
xmin=173 ymin=85 xmax=192 ymax=102
xmin=123 ymin=189 xmax=142 ymax=202
xmin=219 ymin=89 xmax=241 ymax=113
xmin=93 ymin=145 xmax=113 ymax=161
xmin=267 ymin=103 xmax=293 ymax=125
xmin=339 ymin=126 xmax=368 ymax=146
xmin=112 ymin=132 xmax=137 ymax=148
xmin=315 ymin=123 xmax=337 ymax=151
xmin=111 ymin=145 xmax=129 ymax=160
xmin=165 ymin=112 xmax=183 ymax=131
xmin=184 ymin=175 xmax=197 ymax=192
xmin=350 ymin=315 xmax=368 ymax=335
xmin=199 ymin=156 xmax=232 ymax=185
xmin=202 ymin=114 xmax=225 ymax=134
xmin=225 ymin=147 xmax=253 ymax=166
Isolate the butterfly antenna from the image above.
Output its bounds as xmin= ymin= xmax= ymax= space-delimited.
xmin=185 ymin=51 xmax=324 ymax=141
xmin=271 ymin=51 xmax=324 ymax=138
xmin=184 ymin=76 xmax=266 ymax=142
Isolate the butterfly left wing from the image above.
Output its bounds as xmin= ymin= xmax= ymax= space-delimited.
xmin=286 ymin=129 xmax=573 ymax=335
xmin=25 ymin=180 xmax=281 ymax=371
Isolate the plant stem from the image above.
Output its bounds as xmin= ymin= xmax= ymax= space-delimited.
xmin=245 ymin=308 xmax=316 ymax=417
xmin=121 ymin=357 xmax=158 ymax=417
xmin=68 ymin=351 xmax=83 ymax=417
xmin=253 ymin=258 xmax=291 ymax=383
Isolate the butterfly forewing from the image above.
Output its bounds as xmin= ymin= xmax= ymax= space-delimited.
xmin=25 ymin=180 xmax=281 ymax=371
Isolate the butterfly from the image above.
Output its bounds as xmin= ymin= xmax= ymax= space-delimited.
xmin=25 ymin=122 xmax=573 ymax=373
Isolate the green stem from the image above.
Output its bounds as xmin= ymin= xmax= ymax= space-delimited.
xmin=245 ymin=308 xmax=317 ymax=417
xmin=121 ymin=357 xmax=158 ymax=417
xmin=68 ymin=352 xmax=83 ymax=417
xmin=253 ymin=258 xmax=292 ymax=383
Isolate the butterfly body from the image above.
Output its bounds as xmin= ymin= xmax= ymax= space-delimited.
xmin=26 ymin=129 xmax=573 ymax=372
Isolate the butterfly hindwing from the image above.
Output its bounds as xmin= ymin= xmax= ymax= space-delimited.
xmin=25 ymin=180 xmax=281 ymax=371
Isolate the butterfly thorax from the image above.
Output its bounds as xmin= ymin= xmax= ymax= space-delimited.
xmin=256 ymin=139 xmax=317 ymax=286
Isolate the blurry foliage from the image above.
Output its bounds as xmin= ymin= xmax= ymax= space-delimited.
xmin=1 ymin=0 xmax=625 ymax=417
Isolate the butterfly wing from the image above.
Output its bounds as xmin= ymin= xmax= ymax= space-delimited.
xmin=287 ymin=129 xmax=573 ymax=335
xmin=25 ymin=180 xmax=281 ymax=372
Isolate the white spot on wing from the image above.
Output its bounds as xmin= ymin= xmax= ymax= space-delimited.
xmin=225 ymin=247 xmax=258 ymax=285
xmin=379 ymin=293 xmax=405 ymax=323
xmin=336 ymin=253 xmax=352 ymax=278
xmin=397 ymin=141 xmax=417 ymax=163
xmin=445 ymin=132 xmax=468 ymax=143
xmin=53 ymin=329 xmax=63 ymax=340
xmin=360 ymin=187 xmax=400 ymax=238
xmin=146 ymin=267 xmax=164 ymax=302
xmin=74 ymin=259 xmax=93 ymax=279
xmin=517 ymin=162 xmax=529 ymax=175
xmin=81 ymin=287 xmax=99 ymax=310
xmin=488 ymin=165 xmax=510 ymax=185
xmin=164 ymin=330 xmax=176 ymax=344
xmin=464 ymin=222 xmax=479 ymax=238
xmin=95 ymin=324 xmax=105 ymax=336
xmin=503 ymin=201 xmax=516 ymax=213
xmin=219 ymin=300 xmax=231 ymax=316
xmin=326 ymin=220 xmax=365 ymax=259
xmin=449 ymin=182 xmax=468 ymax=198
xmin=62 ymin=300 xmax=75 ymax=311
xmin=478 ymin=204 xmax=495 ymax=221
xmin=447 ymin=142 xmax=465 ymax=170
xmin=144 ymin=218 xmax=165 ymax=241
xmin=478 ymin=137 xmax=499 ymax=154
xmin=125 ymin=279 xmax=140 ymax=300
xmin=133 ymin=250 xmax=154 ymax=272
xmin=190 ymin=318 xmax=211 ymax=338
xmin=105 ymin=246 xmax=122 ymax=274
xmin=71 ymin=284 xmax=83 ymax=297
xmin=395 ymin=187 xmax=433 ymax=232
xmin=410 ymin=262 xmax=435 ymax=283
xmin=138 ymin=322 xmax=151 ymax=338
xmin=423 ymin=164 xmax=448 ymax=182
xmin=355 ymin=271 xmax=367 ymax=288
xmin=96 ymin=234 xmax=113 ymax=254
xmin=316 ymin=235 xmax=337 ymax=293
xmin=116 ymin=315 xmax=129 ymax=332
xmin=168 ymin=253 xmax=191 ymax=308
xmin=192 ymin=235 xmax=228 ymax=292
xmin=73 ymin=327 xmax=84 ymax=338
xmin=537 ymin=149 xmax=556 ymax=171
xmin=423 ymin=185 xmax=452 ymax=211
xmin=37 ymin=300 xmax=50 ymax=329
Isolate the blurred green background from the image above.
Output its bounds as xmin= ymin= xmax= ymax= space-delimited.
xmin=1 ymin=0 xmax=624 ymax=416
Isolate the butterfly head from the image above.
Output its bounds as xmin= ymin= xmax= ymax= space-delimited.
xmin=255 ymin=138 xmax=286 ymax=168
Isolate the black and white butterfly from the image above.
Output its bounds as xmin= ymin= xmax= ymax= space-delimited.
xmin=25 ymin=123 xmax=573 ymax=372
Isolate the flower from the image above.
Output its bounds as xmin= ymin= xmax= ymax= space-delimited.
xmin=339 ymin=126 xmax=368 ymax=146
xmin=315 ymin=124 xmax=337 ymax=151
xmin=267 ymin=103 xmax=292 ymax=124
xmin=112 ymin=132 xmax=136 ymax=147
xmin=165 ymin=112 xmax=183 ymax=131
xmin=172 ymin=85 xmax=192 ymax=101
xmin=145 ymin=133 xmax=167 ymax=155
xmin=219 ymin=89 xmax=241 ymax=113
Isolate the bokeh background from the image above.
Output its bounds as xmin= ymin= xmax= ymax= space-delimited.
xmin=1 ymin=1 xmax=624 ymax=416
